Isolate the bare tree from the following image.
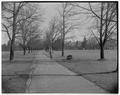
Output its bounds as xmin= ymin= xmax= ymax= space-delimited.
xmin=89 ymin=3 xmax=117 ymax=59
xmin=2 ymin=2 xmax=43 ymax=58
xmin=58 ymin=3 xmax=75 ymax=56
xmin=2 ymin=2 xmax=26 ymax=61
xmin=45 ymin=16 xmax=61 ymax=58
xmin=72 ymin=2 xmax=117 ymax=59
xmin=19 ymin=24 xmax=40 ymax=55
xmin=17 ymin=3 xmax=43 ymax=55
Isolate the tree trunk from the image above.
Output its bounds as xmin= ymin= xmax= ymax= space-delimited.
xmin=10 ymin=43 xmax=14 ymax=61
xmin=9 ymin=31 xmax=15 ymax=61
xmin=62 ymin=13 xmax=65 ymax=56
xmin=9 ymin=3 xmax=16 ymax=61
xmin=62 ymin=36 xmax=64 ymax=56
xmin=23 ymin=47 xmax=26 ymax=55
xmin=99 ymin=3 xmax=104 ymax=60
xmin=100 ymin=45 xmax=104 ymax=59
xmin=49 ymin=47 xmax=52 ymax=59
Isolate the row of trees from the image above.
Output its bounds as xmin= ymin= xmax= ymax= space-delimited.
xmin=87 ymin=3 xmax=117 ymax=59
xmin=2 ymin=2 xmax=43 ymax=60
xmin=2 ymin=38 xmax=45 ymax=51
xmin=44 ymin=2 xmax=117 ymax=60
xmin=3 ymin=35 xmax=117 ymax=51
xmin=44 ymin=3 xmax=77 ymax=58
xmin=2 ymin=2 xmax=117 ymax=62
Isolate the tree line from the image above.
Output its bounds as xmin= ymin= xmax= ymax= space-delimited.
xmin=2 ymin=2 xmax=43 ymax=60
xmin=2 ymin=2 xmax=118 ymax=63
xmin=44 ymin=2 xmax=117 ymax=60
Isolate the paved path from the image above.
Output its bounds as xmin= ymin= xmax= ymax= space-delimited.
xmin=26 ymin=51 xmax=107 ymax=93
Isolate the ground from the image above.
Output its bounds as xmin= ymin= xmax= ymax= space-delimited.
xmin=2 ymin=51 xmax=36 ymax=93
xmin=52 ymin=50 xmax=118 ymax=93
xmin=2 ymin=50 xmax=118 ymax=93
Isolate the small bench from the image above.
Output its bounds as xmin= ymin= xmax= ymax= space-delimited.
xmin=66 ymin=55 xmax=72 ymax=60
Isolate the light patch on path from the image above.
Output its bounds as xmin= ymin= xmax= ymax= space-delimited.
xmin=27 ymin=76 xmax=107 ymax=93
xmin=33 ymin=63 xmax=76 ymax=75
xmin=26 ymin=51 xmax=107 ymax=93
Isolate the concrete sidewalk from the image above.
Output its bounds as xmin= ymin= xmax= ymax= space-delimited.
xmin=26 ymin=51 xmax=107 ymax=93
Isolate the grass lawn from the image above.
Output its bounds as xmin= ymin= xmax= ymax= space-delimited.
xmin=52 ymin=50 xmax=118 ymax=93
xmin=2 ymin=51 xmax=35 ymax=93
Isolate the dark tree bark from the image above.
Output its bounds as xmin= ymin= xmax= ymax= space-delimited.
xmin=10 ymin=3 xmax=16 ymax=61
xmin=62 ymin=33 xmax=65 ymax=56
xmin=49 ymin=41 xmax=53 ymax=59
xmin=99 ymin=3 xmax=104 ymax=59
xmin=23 ymin=47 xmax=26 ymax=55
xmin=49 ymin=48 xmax=52 ymax=59
xmin=100 ymin=44 xmax=104 ymax=59
xmin=10 ymin=41 xmax=14 ymax=61
xmin=61 ymin=6 xmax=65 ymax=57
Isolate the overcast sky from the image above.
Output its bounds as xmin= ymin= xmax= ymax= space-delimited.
xmin=2 ymin=3 xmax=94 ymax=44
xmin=40 ymin=3 xmax=94 ymax=41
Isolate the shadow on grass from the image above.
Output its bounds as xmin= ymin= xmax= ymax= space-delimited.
xmin=110 ymin=83 xmax=118 ymax=93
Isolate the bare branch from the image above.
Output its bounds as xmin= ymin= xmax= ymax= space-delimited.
xmin=90 ymin=30 xmax=100 ymax=45
xmin=2 ymin=23 xmax=11 ymax=41
xmin=89 ymin=3 xmax=117 ymax=22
